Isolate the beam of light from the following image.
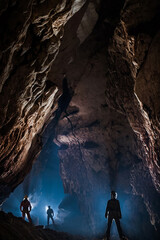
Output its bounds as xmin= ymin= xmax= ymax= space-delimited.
xmin=27 ymin=193 xmax=40 ymax=210
xmin=56 ymin=208 xmax=70 ymax=223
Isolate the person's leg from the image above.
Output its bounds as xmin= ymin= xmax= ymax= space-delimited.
xmin=106 ymin=217 xmax=112 ymax=239
xmin=22 ymin=212 xmax=25 ymax=220
xmin=51 ymin=216 xmax=54 ymax=224
xmin=47 ymin=215 xmax=49 ymax=225
xmin=115 ymin=218 xmax=123 ymax=238
xmin=26 ymin=211 xmax=32 ymax=224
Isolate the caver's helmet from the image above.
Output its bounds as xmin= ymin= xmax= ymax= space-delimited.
xmin=24 ymin=195 xmax=28 ymax=199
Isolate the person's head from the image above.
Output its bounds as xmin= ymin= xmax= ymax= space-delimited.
xmin=111 ymin=191 xmax=117 ymax=199
xmin=48 ymin=206 xmax=50 ymax=209
xmin=24 ymin=195 xmax=28 ymax=200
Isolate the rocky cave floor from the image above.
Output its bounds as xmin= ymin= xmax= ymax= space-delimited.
xmin=0 ymin=211 xmax=87 ymax=240
xmin=0 ymin=211 xmax=129 ymax=240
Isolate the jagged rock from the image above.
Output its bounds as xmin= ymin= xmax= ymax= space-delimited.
xmin=0 ymin=0 xmax=87 ymax=203
xmin=0 ymin=0 xmax=160 ymax=239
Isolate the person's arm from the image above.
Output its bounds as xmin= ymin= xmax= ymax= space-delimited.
xmin=117 ymin=200 xmax=122 ymax=218
xmin=105 ymin=201 xmax=109 ymax=218
xmin=51 ymin=209 xmax=54 ymax=216
xmin=29 ymin=202 xmax=32 ymax=212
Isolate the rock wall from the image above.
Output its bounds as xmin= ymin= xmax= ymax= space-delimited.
xmin=52 ymin=0 xmax=160 ymax=235
xmin=106 ymin=0 xmax=160 ymax=192
xmin=0 ymin=0 xmax=87 ymax=203
xmin=0 ymin=0 xmax=160 ymax=238
xmin=105 ymin=0 xmax=160 ymax=231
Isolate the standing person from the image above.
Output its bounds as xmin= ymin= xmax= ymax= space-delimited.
xmin=47 ymin=206 xmax=54 ymax=226
xmin=20 ymin=195 xmax=32 ymax=224
xmin=104 ymin=191 xmax=124 ymax=240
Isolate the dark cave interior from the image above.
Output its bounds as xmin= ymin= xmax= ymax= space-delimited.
xmin=0 ymin=0 xmax=160 ymax=240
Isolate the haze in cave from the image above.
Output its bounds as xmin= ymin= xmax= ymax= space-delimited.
xmin=0 ymin=0 xmax=160 ymax=240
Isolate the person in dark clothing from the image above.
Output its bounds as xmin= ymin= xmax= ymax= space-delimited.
xmin=47 ymin=206 xmax=54 ymax=226
xmin=20 ymin=195 xmax=32 ymax=224
xmin=105 ymin=191 xmax=123 ymax=240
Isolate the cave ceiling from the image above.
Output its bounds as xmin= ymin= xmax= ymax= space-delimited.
xmin=0 ymin=0 xmax=160 ymax=235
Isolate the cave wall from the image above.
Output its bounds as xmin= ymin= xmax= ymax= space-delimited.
xmin=52 ymin=23 xmax=139 ymax=232
xmin=105 ymin=0 xmax=160 ymax=231
xmin=0 ymin=0 xmax=160 ymax=238
xmin=0 ymin=0 xmax=87 ymax=203
xmin=51 ymin=0 xmax=160 ymax=235
xmin=106 ymin=0 xmax=160 ymax=192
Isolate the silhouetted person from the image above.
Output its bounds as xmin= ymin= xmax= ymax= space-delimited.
xmin=105 ymin=191 xmax=123 ymax=240
xmin=20 ymin=195 xmax=32 ymax=224
xmin=47 ymin=206 xmax=54 ymax=226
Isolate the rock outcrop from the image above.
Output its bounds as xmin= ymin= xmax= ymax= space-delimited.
xmin=0 ymin=211 xmax=86 ymax=240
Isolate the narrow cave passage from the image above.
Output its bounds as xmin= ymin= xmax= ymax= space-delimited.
xmin=1 ymin=137 xmax=91 ymax=236
xmin=2 ymin=139 xmax=65 ymax=225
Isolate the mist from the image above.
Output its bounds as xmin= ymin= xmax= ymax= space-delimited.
xmin=2 ymin=139 xmax=158 ymax=239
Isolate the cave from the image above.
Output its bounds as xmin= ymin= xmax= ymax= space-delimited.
xmin=0 ymin=0 xmax=160 ymax=240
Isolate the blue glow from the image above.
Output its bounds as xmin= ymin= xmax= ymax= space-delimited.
xmin=2 ymin=139 xmax=157 ymax=238
xmin=2 ymin=140 xmax=89 ymax=235
xmin=2 ymin=141 xmax=65 ymax=225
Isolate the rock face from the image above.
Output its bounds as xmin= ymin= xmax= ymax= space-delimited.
xmin=53 ymin=29 xmax=139 ymax=233
xmin=0 ymin=0 xmax=160 ymax=239
xmin=52 ymin=0 xmax=160 ymax=236
xmin=0 ymin=0 xmax=87 ymax=202
xmin=106 ymin=0 xmax=160 ymax=193
xmin=105 ymin=0 xmax=160 ymax=232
